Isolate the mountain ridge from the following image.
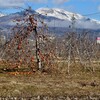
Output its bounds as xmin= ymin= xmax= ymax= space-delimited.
xmin=36 ymin=8 xmax=100 ymax=29
xmin=0 ymin=8 xmax=100 ymax=30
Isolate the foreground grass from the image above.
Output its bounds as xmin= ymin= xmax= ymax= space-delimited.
xmin=0 ymin=72 xmax=100 ymax=97
xmin=0 ymin=62 xmax=100 ymax=97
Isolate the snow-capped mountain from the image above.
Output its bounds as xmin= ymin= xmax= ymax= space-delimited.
xmin=36 ymin=8 xmax=100 ymax=29
xmin=0 ymin=8 xmax=100 ymax=30
xmin=36 ymin=8 xmax=84 ymax=20
xmin=0 ymin=9 xmax=36 ymax=28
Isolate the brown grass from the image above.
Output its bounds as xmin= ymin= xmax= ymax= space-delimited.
xmin=0 ymin=61 xmax=100 ymax=97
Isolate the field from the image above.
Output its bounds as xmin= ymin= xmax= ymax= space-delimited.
xmin=0 ymin=61 xmax=100 ymax=99
xmin=0 ymin=11 xmax=100 ymax=99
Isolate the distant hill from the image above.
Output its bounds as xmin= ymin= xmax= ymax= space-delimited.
xmin=0 ymin=8 xmax=100 ymax=37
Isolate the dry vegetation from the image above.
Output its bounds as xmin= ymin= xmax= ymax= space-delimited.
xmin=0 ymin=10 xmax=100 ymax=98
xmin=0 ymin=64 xmax=100 ymax=98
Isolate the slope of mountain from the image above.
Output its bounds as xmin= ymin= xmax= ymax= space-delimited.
xmin=36 ymin=8 xmax=84 ymax=20
xmin=0 ymin=8 xmax=100 ymax=30
xmin=36 ymin=8 xmax=100 ymax=29
xmin=0 ymin=9 xmax=36 ymax=28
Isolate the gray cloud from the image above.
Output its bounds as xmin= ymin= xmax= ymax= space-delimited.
xmin=0 ymin=0 xmax=69 ymax=9
xmin=98 ymin=5 xmax=100 ymax=11
xmin=78 ymin=0 xmax=100 ymax=1
xmin=28 ymin=0 xmax=47 ymax=3
xmin=0 ymin=0 xmax=48 ymax=9
xmin=52 ymin=0 xmax=69 ymax=5
xmin=0 ymin=0 xmax=25 ymax=9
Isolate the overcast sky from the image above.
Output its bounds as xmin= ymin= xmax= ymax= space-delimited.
xmin=0 ymin=0 xmax=100 ymax=20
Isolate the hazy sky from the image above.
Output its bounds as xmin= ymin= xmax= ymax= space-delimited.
xmin=0 ymin=0 xmax=100 ymax=20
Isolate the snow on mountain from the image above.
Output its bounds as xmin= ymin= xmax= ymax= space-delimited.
xmin=36 ymin=8 xmax=100 ymax=29
xmin=0 ymin=8 xmax=100 ymax=30
xmin=36 ymin=8 xmax=84 ymax=21
xmin=0 ymin=9 xmax=36 ymax=28
xmin=0 ymin=13 xmax=5 ymax=17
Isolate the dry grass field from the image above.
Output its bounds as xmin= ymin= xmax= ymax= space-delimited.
xmin=0 ymin=61 xmax=100 ymax=99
